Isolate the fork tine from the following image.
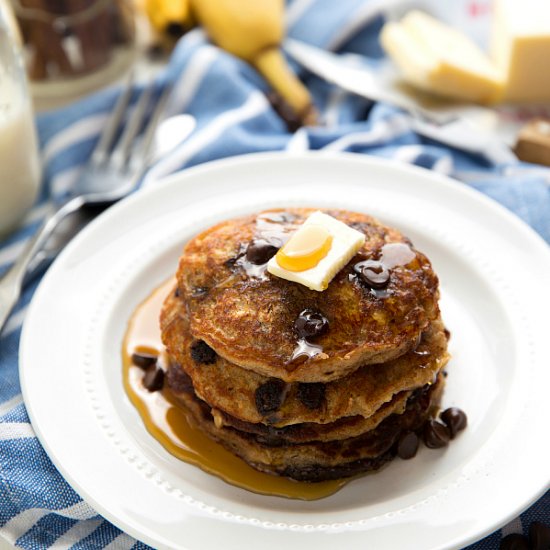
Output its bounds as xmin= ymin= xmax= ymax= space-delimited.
xmin=133 ymin=80 xmax=174 ymax=166
xmin=111 ymin=78 xmax=155 ymax=169
xmin=90 ymin=70 xmax=135 ymax=167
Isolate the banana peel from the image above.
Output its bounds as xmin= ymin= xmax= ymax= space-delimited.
xmin=143 ymin=0 xmax=317 ymax=127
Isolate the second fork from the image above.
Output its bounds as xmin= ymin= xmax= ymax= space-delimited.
xmin=0 ymin=73 xmax=175 ymax=333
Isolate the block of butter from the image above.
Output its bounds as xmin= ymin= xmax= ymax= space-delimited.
xmin=491 ymin=0 xmax=550 ymax=103
xmin=267 ymin=211 xmax=365 ymax=292
xmin=380 ymin=11 xmax=504 ymax=103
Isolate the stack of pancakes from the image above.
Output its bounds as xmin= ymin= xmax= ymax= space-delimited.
xmin=160 ymin=208 xmax=449 ymax=482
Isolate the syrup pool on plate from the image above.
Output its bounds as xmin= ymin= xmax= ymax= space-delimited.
xmin=122 ymin=278 xmax=348 ymax=500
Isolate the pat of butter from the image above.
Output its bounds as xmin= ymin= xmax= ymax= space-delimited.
xmin=267 ymin=211 xmax=365 ymax=291
xmin=380 ymin=11 xmax=504 ymax=103
xmin=491 ymin=0 xmax=550 ymax=103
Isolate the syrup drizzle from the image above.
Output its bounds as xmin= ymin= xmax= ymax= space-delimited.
xmin=378 ymin=242 xmax=416 ymax=269
xmin=256 ymin=211 xmax=299 ymax=247
xmin=235 ymin=254 xmax=269 ymax=279
xmin=289 ymin=338 xmax=324 ymax=363
xmin=351 ymin=242 xmax=417 ymax=297
xmin=236 ymin=211 xmax=299 ymax=280
xmin=122 ymin=279 xmax=348 ymax=500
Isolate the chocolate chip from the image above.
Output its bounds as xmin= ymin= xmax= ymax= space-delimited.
xmin=444 ymin=328 xmax=451 ymax=340
xmin=190 ymin=340 xmax=217 ymax=364
xmin=411 ymin=384 xmax=432 ymax=411
xmin=294 ymin=310 xmax=329 ymax=340
xmin=174 ymin=287 xmax=181 ymax=298
xmin=529 ymin=521 xmax=550 ymax=550
xmin=131 ymin=351 xmax=157 ymax=370
xmin=255 ymin=378 xmax=286 ymax=415
xmin=166 ymin=362 xmax=194 ymax=394
xmin=143 ymin=364 xmax=164 ymax=392
xmin=397 ymin=431 xmax=419 ymax=459
xmin=422 ymin=419 xmax=450 ymax=449
xmin=245 ymin=239 xmax=279 ymax=265
xmin=500 ymin=534 xmax=530 ymax=550
xmin=297 ymin=383 xmax=325 ymax=410
xmin=440 ymin=407 xmax=467 ymax=438
xmin=353 ymin=260 xmax=390 ymax=289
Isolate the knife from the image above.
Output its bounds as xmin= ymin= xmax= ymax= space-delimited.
xmin=284 ymin=38 xmax=517 ymax=164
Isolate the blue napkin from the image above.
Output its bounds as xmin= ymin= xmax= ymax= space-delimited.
xmin=1 ymin=1 xmax=548 ymax=548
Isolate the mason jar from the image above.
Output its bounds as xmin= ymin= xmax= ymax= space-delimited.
xmin=0 ymin=0 xmax=41 ymax=237
xmin=11 ymin=0 xmax=136 ymax=106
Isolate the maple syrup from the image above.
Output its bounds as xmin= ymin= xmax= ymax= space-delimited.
xmin=235 ymin=211 xmax=298 ymax=280
xmin=122 ymin=279 xmax=348 ymax=500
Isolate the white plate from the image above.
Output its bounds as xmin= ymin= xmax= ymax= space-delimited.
xmin=20 ymin=152 xmax=550 ymax=550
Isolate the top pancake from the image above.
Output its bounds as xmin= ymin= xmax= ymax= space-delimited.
xmin=176 ymin=208 xmax=440 ymax=382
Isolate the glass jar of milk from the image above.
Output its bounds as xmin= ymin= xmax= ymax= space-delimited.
xmin=0 ymin=0 xmax=40 ymax=237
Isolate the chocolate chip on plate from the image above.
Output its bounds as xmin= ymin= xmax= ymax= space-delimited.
xmin=422 ymin=419 xmax=450 ymax=449
xmin=440 ymin=407 xmax=467 ymax=438
xmin=397 ymin=431 xmax=419 ymax=459
xmin=143 ymin=364 xmax=164 ymax=392
xmin=353 ymin=260 xmax=390 ymax=289
xmin=245 ymin=239 xmax=279 ymax=265
xmin=529 ymin=521 xmax=550 ymax=550
xmin=131 ymin=351 xmax=157 ymax=370
xmin=294 ymin=309 xmax=329 ymax=340
xmin=297 ymin=383 xmax=325 ymax=410
xmin=499 ymin=533 xmax=530 ymax=550
xmin=190 ymin=340 xmax=217 ymax=364
xmin=255 ymin=378 xmax=287 ymax=415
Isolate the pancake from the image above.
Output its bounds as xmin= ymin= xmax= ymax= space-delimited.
xmin=168 ymin=371 xmax=445 ymax=482
xmin=209 ymin=395 xmax=411 ymax=444
xmin=161 ymin=288 xmax=449 ymax=426
xmin=175 ymin=208 xmax=440 ymax=382
xmin=166 ymin=359 xmax=413 ymax=442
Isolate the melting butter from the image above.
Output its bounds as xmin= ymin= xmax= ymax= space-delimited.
xmin=268 ymin=211 xmax=365 ymax=291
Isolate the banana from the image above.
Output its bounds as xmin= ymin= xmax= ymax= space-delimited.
xmin=189 ymin=0 xmax=317 ymax=126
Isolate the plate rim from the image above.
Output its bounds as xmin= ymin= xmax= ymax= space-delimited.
xmin=19 ymin=151 xmax=550 ymax=550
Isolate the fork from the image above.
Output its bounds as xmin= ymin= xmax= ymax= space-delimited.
xmin=0 ymin=73 xmax=173 ymax=334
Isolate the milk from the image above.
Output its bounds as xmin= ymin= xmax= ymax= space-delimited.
xmin=0 ymin=74 xmax=41 ymax=236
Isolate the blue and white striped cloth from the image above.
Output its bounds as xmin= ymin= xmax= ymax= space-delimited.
xmin=1 ymin=1 xmax=549 ymax=548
